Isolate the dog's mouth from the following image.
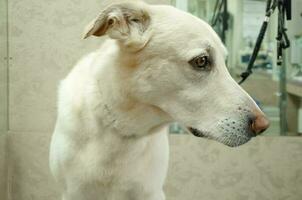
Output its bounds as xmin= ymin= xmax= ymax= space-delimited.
xmin=188 ymin=127 xmax=206 ymax=138
xmin=187 ymin=126 xmax=252 ymax=147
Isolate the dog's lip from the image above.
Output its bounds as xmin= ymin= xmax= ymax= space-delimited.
xmin=188 ymin=127 xmax=206 ymax=137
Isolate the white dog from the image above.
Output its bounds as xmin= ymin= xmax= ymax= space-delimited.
xmin=49 ymin=1 xmax=269 ymax=200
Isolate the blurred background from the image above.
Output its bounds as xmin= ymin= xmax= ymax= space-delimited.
xmin=0 ymin=0 xmax=302 ymax=200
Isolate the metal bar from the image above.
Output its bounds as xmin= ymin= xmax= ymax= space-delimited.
xmin=277 ymin=0 xmax=288 ymax=135
xmin=278 ymin=51 xmax=287 ymax=135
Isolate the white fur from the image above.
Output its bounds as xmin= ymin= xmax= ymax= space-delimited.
xmin=50 ymin=2 xmax=266 ymax=200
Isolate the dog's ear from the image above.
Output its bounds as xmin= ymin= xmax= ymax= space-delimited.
xmin=82 ymin=2 xmax=152 ymax=50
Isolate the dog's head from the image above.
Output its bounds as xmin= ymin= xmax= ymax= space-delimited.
xmin=83 ymin=1 xmax=269 ymax=147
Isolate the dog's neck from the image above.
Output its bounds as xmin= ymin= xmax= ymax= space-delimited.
xmin=92 ymin=46 xmax=170 ymax=137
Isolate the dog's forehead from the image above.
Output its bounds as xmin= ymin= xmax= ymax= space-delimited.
xmin=149 ymin=5 xmax=227 ymax=58
xmin=150 ymin=5 xmax=207 ymax=31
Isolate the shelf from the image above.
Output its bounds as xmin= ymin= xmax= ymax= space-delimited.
xmin=287 ymin=80 xmax=302 ymax=97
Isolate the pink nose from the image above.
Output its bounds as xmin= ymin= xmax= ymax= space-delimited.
xmin=251 ymin=114 xmax=270 ymax=135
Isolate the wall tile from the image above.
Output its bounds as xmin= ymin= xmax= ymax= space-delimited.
xmin=0 ymin=0 xmax=8 ymax=132
xmin=9 ymin=0 xmax=106 ymax=132
xmin=0 ymin=133 xmax=7 ymax=200
xmin=8 ymin=131 xmax=60 ymax=200
xmin=165 ymin=135 xmax=302 ymax=200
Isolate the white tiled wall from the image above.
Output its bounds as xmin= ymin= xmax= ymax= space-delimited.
xmin=0 ymin=134 xmax=7 ymax=200
xmin=0 ymin=0 xmax=8 ymax=132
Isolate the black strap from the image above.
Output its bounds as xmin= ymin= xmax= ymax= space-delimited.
xmin=276 ymin=0 xmax=290 ymax=65
xmin=238 ymin=0 xmax=277 ymax=84
xmin=211 ymin=0 xmax=224 ymax=26
xmin=211 ymin=0 xmax=228 ymax=43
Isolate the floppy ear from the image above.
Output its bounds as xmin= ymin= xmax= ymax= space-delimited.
xmin=82 ymin=2 xmax=152 ymax=50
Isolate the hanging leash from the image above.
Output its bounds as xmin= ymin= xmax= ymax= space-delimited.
xmin=276 ymin=0 xmax=291 ymax=66
xmin=211 ymin=0 xmax=228 ymax=43
xmin=238 ymin=0 xmax=278 ymax=84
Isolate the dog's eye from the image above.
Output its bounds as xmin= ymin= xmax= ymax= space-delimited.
xmin=189 ymin=55 xmax=211 ymax=71
xmin=130 ymin=18 xmax=140 ymax=23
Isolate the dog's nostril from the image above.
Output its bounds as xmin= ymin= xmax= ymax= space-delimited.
xmin=250 ymin=115 xmax=270 ymax=135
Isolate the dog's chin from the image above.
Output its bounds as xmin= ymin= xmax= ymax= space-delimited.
xmin=188 ymin=127 xmax=252 ymax=148
xmin=218 ymin=134 xmax=252 ymax=147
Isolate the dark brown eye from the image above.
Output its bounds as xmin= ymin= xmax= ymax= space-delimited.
xmin=131 ymin=18 xmax=140 ymax=23
xmin=189 ymin=55 xmax=210 ymax=71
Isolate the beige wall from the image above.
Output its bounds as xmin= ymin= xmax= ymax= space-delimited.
xmin=0 ymin=0 xmax=8 ymax=199
xmin=8 ymin=0 xmax=107 ymax=132
xmin=0 ymin=0 xmax=8 ymax=133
